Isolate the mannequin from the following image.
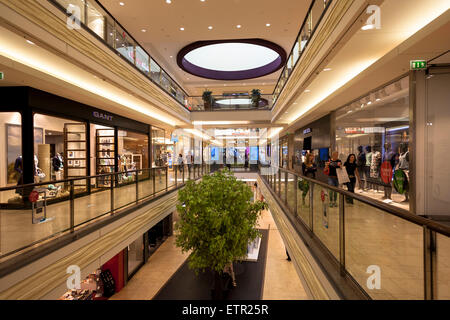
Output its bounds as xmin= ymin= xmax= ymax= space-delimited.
xmin=397 ymin=144 xmax=410 ymax=202
xmin=14 ymin=155 xmax=23 ymax=195
xmin=356 ymin=146 xmax=365 ymax=190
xmin=52 ymin=153 xmax=64 ymax=181
xmin=382 ymin=143 xmax=394 ymax=200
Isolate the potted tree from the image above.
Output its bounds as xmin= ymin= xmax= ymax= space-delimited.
xmin=251 ymin=89 xmax=261 ymax=108
xmin=202 ymin=90 xmax=213 ymax=111
xmin=175 ymin=169 xmax=267 ymax=300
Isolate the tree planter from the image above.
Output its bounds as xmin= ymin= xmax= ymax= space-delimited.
xmin=175 ymin=169 xmax=267 ymax=300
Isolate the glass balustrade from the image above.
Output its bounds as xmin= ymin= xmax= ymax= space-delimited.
xmin=0 ymin=164 xmax=210 ymax=262
xmin=261 ymin=166 xmax=450 ymax=300
xmin=272 ymin=0 xmax=332 ymax=106
xmin=50 ymin=0 xmax=189 ymax=109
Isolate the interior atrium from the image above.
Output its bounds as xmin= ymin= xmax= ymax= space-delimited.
xmin=0 ymin=0 xmax=449 ymax=310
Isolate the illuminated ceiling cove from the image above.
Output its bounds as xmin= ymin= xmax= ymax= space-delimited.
xmin=177 ymin=39 xmax=286 ymax=80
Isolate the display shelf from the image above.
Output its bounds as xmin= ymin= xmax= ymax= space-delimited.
xmin=64 ymin=123 xmax=88 ymax=188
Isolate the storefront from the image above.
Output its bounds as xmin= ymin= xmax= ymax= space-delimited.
xmin=293 ymin=114 xmax=332 ymax=182
xmin=0 ymin=87 xmax=152 ymax=205
xmin=60 ymin=213 xmax=174 ymax=300
xmin=335 ymin=76 xmax=410 ymax=210
xmin=291 ymin=76 xmax=411 ymax=210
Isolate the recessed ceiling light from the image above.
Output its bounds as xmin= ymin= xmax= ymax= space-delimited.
xmin=208 ymin=26 xmax=213 ymax=30
xmin=170 ymin=55 xmax=173 ymax=58
xmin=180 ymin=27 xmax=185 ymax=31
xmin=166 ymin=0 xmax=171 ymax=3
xmin=141 ymin=29 xmax=147 ymax=32
xmin=293 ymin=102 xmax=297 ymax=104
xmin=26 ymin=39 xmax=35 ymax=45
xmin=200 ymin=0 xmax=205 ymax=2
xmin=266 ymin=23 xmax=271 ymax=27
xmin=304 ymin=89 xmax=311 ymax=93
xmin=367 ymin=101 xmax=372 ymax=105
xmin=323 ymin=68 xmax=332 ymax=71
xmin=236 ymin=25 xmax=242 ymax=28
xmin=376 ymin=98 xmax=381 ymax=101
xmin=119 ymin=2 xmax=125 ymax=6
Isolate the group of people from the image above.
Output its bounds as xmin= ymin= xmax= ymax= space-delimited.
xmin=301 ymin=151 xmax=360 ymax=207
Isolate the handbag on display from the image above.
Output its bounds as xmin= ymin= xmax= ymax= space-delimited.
xmin=336 ymin=167 xmax=350 ymax=185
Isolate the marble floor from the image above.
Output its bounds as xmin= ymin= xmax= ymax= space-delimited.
xmin=111 ymin=209 xmax=308 ymax=300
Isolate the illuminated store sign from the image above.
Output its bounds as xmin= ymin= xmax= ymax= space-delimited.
xmin=93 ymin=111 xmax=113 ymax=121
xmin=303 ymin=128 xmax=312 ymax=134
xmin=345 ymin=127 xmax=384 ymax=134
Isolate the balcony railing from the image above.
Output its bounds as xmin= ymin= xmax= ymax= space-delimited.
xmin=260 ymin=166 xmax=450 ymax=300
xmin=188 ymin=94 xmax=273 ymax=111
xmin=272 ymin=0 xmax=333 ymax=107
xmin=0 ymin=164 xmax=210 ymax=262
xmin=49 ymin=0 xmax=190 ymax=109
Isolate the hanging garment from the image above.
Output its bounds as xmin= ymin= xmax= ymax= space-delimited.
xmin=370 ymin=151 xmax=381 ymax=178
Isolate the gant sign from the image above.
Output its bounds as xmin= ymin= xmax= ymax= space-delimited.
xmin=93 ymin=111 xmax=113 ymax=121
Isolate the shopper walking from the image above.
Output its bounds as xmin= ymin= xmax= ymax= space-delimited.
xmin=344 ymin=154 xmax=359 ymax=204
xmin=300 ymin=153 xmax=317 ymax=206
xmin=177 ymin=153 xmax=184 ymax=173
xmin=324 ymin=151 xmax=342 ymax=207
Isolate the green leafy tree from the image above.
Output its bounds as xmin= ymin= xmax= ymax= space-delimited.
xmin=175 ymin=169 xmax=267 ymax=277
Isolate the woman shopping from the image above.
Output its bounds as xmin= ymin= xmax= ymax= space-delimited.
xmin=300 ymin=153 xmax=317 ymax=206
xmin=343 ymin=154 xmax=360 ymax=204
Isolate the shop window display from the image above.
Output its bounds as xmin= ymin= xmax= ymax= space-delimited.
xmin=335 ymin=77 xmax=409 ymax=209
xmin=1 ymin=113 xmax=22 ymax=203
xmin=152 ymin=127 xmax=165 ymax=167
xmin=127 ymin=235 xmax=144 ymax=277
xmin=34 ymin=114 xmax=88 ymax=198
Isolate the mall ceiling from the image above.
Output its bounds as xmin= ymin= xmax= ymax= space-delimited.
xmin=98 ymin=0 xmax=311 ymax=95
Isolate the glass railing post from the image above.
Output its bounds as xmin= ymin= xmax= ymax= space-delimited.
xmin=70 ymin=180 xmax=74 ymax=233
xmin=339 ymin=192 xmax=345 ymax=274
xmin=175 ymin=165 xmax=178 ymax=187
xmin=110 ymin=173 xmax=115 ymax=212
xmin=284 ymin=171 xmax=288 ymax=204
xmin=294 ymin=175 xmax=298 ymax=216
xmin=278 ymin=169 xmax=281 ymax=198
xmin=165 ymin=167 xmax=169 ymax=192
xmin=309 ymin=182 xmax=314 ymax=231
xmin=152 ymin=169 xmax=156 ymax=196
xmin=423 ymin=226 xmax=435 ymax=300
xmin=182 ymin=165 xmax=185 ymax=184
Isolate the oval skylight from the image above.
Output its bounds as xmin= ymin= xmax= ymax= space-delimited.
xmin=177 ymin=39 xmax=286 ymax=80
xmin=216 ymin=98 xmax=252 ymax=105
xmin=184 ymin=43 xmax=279 ymax=71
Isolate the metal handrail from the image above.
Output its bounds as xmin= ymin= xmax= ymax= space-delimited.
xmin=0 ymin=163 xmax=210 ymax=260
xmin=0 ymin=166 xmax=174 ymax=192
xmin=262 ymin=166 xmax=450 ymax=237
xmin=47 ymin=0 xmax=190 ymax=109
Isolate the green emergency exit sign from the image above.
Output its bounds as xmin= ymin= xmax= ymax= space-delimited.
xmin=410 ymin=60 xmax=427 ymax=70
xmin=0 ymin=72 xmax=4 ymax=80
